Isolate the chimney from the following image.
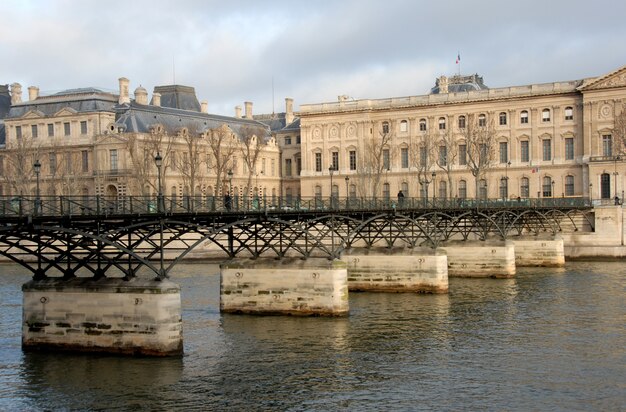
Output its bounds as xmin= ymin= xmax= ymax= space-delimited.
xmin=235 ymin=105 xmax=242 ymax=118
xmin=134 ymin=86 xmax=148 ymax=105
xmin=10 ymin=83 xmax=22 ymax=104
xmin=285 ymin=97 xmax=294 ymax=125
xmin=118 ymin=77 xmax=130 ymax=104
xmin=201 ymin=100 xmax=208 ymax=113
xmin=28 ymin=86 xmax=39 ymax=101
xmin=152 ymin=92 xmax=161 ymax=107
xmin=244 ymin=101 xmax=253 ymax=119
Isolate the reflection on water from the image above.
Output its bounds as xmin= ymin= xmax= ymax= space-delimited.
xmin=0 ymin=261 xmax=624 ymax=411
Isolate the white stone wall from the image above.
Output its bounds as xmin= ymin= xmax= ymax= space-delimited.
xmin=439 ymin=241 xmax=516 ymax=278
xmin=22 ymin=278 xmax=182 ymax=356
xmin=341 ymin=249 xmax=448 ymax=293
xmin=563 ymin=206 xmax=626 ymax=257
xmin=513 ymin=237 xmax=565 ymax=267
xmin=220 ymin=258 xmax=349 ymax=316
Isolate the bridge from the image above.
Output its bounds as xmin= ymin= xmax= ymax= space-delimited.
xmin=0 ymin=195 xmax=593 ymax=280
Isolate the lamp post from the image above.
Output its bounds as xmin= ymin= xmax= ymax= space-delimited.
xmin=329 ymin=166 xmax=335 ymax=208
xmin=551 ymin=180 xmax=555 ymax=198
xmin=614 ymin=155 xmax=620 ymax=204
xmin=33 ymin=160 xmax=41 ymax=215
xmin=227 ymin=169 xmax=233 ymax=210
xmin=589 ymin=182 xmax=593 ymax=204
xmin=345 ymin=176 xmax=350 ymax=199
xmin=505 ymin=160 xmax=511 ymax=200
xmin=154 ymin=152 xmax=165 ymax=280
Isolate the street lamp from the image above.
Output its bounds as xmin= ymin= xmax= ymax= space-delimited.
xmin=329 ymin=166 xmax=335 ymax=208
xmin=614 ymin=155 xmax=621 ymax=204
xmin=505 ymin=160 xmax=511 ymax=200
xmin=227 ymin=169 xmax=233 ymax=195
xmin=33 ymin=160 xmax=41 ymax=215
xmin=551 ymin=180 xmax=555 ymax=198
xmin=589 ymin=182 xmax=593 ymax=203
xmin=344 ymin=176 xmax=350 ymax=199
xmin=154 ymin=152 xmax=163 ymax=212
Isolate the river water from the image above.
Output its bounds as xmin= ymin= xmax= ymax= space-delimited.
xmin=0 ymin=261 xmax=624 ymax=411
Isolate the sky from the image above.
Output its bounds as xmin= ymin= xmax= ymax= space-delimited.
xmin=2 ymin=0 xmax=626 ymax=117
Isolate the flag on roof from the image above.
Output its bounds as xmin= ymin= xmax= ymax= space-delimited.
xmin=456 ymin=53 xmax=460 ymax=64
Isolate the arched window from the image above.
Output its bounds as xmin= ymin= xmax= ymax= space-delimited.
xmin=458 ymin=180 xmax=467 ymax=199
xmin=520 ymin=110 xmax=529 ymax=124
xmin=499 ymin=112 xmax=507 ymax=126
xmin=542 ymin=108 xmax=551 ymax=122
xmin=565 ymin=175 xmax=575 ymax=196
xmin=382 ymin=121 xmax=390 ymax=134
xmin=543 ymin=176 xmax=553 ymax=197
xmin=478 ymin=114 xmax=486 ymax=127
xmin=401 ymin=182 xmax=409 ymax=197
xmin=382 ymin=183 xmax=390 ymax=200
xmin=438 ymin=117 xmax=446 ymax=130
xmin=500 ymin=177 xmax=508 ymax=199
xmin=564 ymin=106 xmax=573 ymax=121
xmin=400 ymin=120 xmax=408 ymax=132
xmin=314 ymin=185 xmax=322 ymax=200
xmin=458 ymin=115 xmax=466 ymax=129
xmin=349 ymin=184 xmax=357 ymax=199
xmin=419 ymin=118 xmax=427 ymax=131
xmin=479 ymin=179 xmax=488 ymax=199
xmin=520 ymin=177 xmax=529 ymax=198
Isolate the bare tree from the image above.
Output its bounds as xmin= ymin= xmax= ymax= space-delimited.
xmin=408 ymin=130 xmax=437 ymax=199
xmin=174 ymin=128 xmax=206 ymax=197
xmin=207 ymin=124 xmax=238 ymax=196
xmin=356 ymin=124 xmax=395 ymax=198
xmin=125 ymin=125 xmax=174 ymax=196
xmin=613 ymin=103 xmax=626 ymax=156
xmin=239 ymin=125 xmax=268 ymax=198
xmin=435 ymin=127 xmax=458 ymax=199
xmin=461 ymin=114 xmax=498 ymax=198
xmin=1 ymin=132 xmax=43 ymax=196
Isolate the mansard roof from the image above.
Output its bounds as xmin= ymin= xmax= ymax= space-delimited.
xmin=7 ymin=88 xmax=117 ymax=119
xmin=0 ymin=122 xmax=5 ymax=146
xmin=430 ymin=74 xmax=489 ymax=94
xmin=150 ymin=85 xmax=201 ymax=111
xmin=255 ymin=112 xmax=301 ymax=133
xmin=114 ymin=102 xmax=271 ymax=139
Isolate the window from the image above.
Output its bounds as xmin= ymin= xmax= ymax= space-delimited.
xmin=284 ymin=136 xmax=291 ymax=145
xmin=520 ymin=110 xmax=529 ymax=124
xmin=47 ymin=123 xmax=54 ymax=137
xmin=296 ymin=135 xmax=301 ymax=144
xmin=479 ymin=179 xmax=487 ymax=199
xmin=0 ymin=156 xmax=4 ymax=176
xmin=458 ymin=144 xmax=467 ymax=165
xmin=521 ymin=177 xmax=529 ymax=198
xmin=331 ymin=151 xmax=339 ymax=170
xmin=383 ymin=149 xmax=390 ymax=170
xmin=543 ymin=176 xmax=553 ymax=197
xmin=499 ymin=142 xmax=508 ymax=163
xmin=439 ymin=145 xmax=447 ymax=166
xmin=80 ymin=121 xmax=87 ymax=135
xmin=565 ymin=137 xmax=574 ymax=160
xmin=419 ymin=119 xmax=427 ymax=131
xmin=478 ymin=114 xmax=486 ymax=127
xmin=401 ymin=147 xmax=409 ymax=168
xmin=285 ymin=159 xmax=292 ymax=177
xmin=438 ymin=117 xmax=446 ymax=130
xmin=383 ymin=183 xmax=390 ymax=200
xmin=542 ymin=108 xmax=551 ymax=122
xmin=64 ymin=122 xmax=70 ymax=136
xmin=401 ymin=182 xmax=409 ymax=197
xmin=458 ymin=115 xmax=466 ymax=129
xmin=459 ymin=180 xmax=467 ymax=199
xmin=271 ymin=159 xmax=275 ymax=176
xmin=49 ymin=153 xmax=57 ymax=175
xmin=31 ymin=125 xmax=38 ymax=138
xmin=315 ymin=185 xmax=322 ymax=200
xmin=110 ymin=149 xmax=118 ymax=171
xmin=15 ymin=126 xmax=22 ymax=139
xmin=296 ymin=157 xmax=301 ymax=175
xmin=349 ymin=184 xmax=356 ymax=199
xmin=521 ymin=141 xmax=529 ymax=162
xmin=82 ymin=150 xmax=89 ymax=172
xmin=315 ymin=153 xmax=322 ymax=172
xmin=382 ymin=122 xmax=390 ymax=134
xmin=349 ymin=150 xmax=356 ymax=171
xmin=438 ymin=181 xmax=447 ymax=199
xmin=565 ymin=175 xmax=574 ymax=196
xmin=500 ymin=177 xmax=508 ymax=199
xmin=479 ymin=143 xmax=488 ymax=163
xmin=170 ymin=151 xmax=177 ymax=171
xmin=499 ymin=112 xmax=507 ymax=126
xmin=419 ymin=146 xmax=427 ymax=166
xmin=400 ymin=120 xmax=408 ymax=132
xmin=564 ymin=107 xmax=573 ymax=121
xmin=542 ymin=139 xmax=551 ymax=161
xmin=602 ymin=134 xmax=612 ymax=157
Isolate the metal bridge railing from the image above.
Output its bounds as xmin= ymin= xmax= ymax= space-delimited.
xmin=0 ymin=195 xmax=593 ymax=218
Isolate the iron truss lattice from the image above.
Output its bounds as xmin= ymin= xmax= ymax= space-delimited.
xmin=0 ymin=196 xmax=594 ymax=280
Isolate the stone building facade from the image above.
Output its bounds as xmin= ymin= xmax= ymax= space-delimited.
xmin=1 ymin=78 xmax=281 ymax=204
xmin=297 ymin=65 xmax=626 ymax=202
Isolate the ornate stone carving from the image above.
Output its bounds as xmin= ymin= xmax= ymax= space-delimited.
xmin=599 ymin=103 xmax=613 ymax=119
